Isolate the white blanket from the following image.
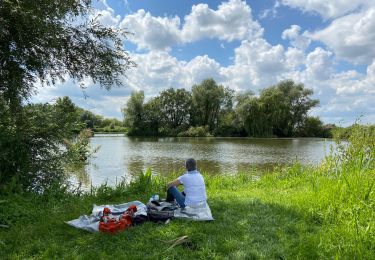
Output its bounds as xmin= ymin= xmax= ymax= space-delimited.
xmin=66 ymin=200 xmax=213 ymax=232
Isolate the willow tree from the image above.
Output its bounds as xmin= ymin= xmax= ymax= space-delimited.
xmin=191 ymin=79 xmax=225 ymax=132
xmin=159 ymin=88 xmax=191 ymax=132
xmin=236 ymin=94 xmax=272 ymax=137
xmin=260 ymin=80 xmax=319 ymax=137
xmin=0 ymin=0 xmax=134 ymax=192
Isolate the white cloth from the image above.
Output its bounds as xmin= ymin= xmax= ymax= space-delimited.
xmin=174 ymin=201 xmax=214 ymax=221
xmin=178 ymin=170 xmax=207 ymax=206
xmin=66 ymin=201 xmax=147 ymax=232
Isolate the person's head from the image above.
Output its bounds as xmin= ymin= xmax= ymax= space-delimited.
xmin=185 ymin=158 xmax=197 ymax=171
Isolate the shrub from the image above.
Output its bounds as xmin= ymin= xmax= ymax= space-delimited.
xmin=177 ymin=126 xmax=212 ymax=137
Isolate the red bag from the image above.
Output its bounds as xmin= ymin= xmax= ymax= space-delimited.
xmin=99 ymin=205 xmax=137 ymax=233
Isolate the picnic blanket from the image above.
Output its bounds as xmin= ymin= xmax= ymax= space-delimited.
xmin=66 ymin=200 xmax=214 ymax=232
xmin=174 ymin=201 xmax=214 ymax=221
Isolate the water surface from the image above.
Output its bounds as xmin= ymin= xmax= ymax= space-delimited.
xmin=73 ymin=135 xmax=334 ymax=187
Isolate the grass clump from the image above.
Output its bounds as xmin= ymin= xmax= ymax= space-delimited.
xmin=0 ymin=126 xmax=374 ymax=259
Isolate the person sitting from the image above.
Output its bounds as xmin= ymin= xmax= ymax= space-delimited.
xmin=166 ymin=158 xmax=207 ymax=208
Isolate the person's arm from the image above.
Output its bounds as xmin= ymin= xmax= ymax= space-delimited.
xmin=166 ymin=178 xmax=182 ymax=189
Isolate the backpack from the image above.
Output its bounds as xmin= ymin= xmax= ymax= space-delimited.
xmin=146 ymin=200 xmax=177 ymax=222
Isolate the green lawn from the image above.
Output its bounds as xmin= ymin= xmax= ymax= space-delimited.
xmin=1 ymin=163 xmax=374 ymax=259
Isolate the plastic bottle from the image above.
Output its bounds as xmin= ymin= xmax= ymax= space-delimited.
xmin=149 ymin=194 xmax=159 ymax=202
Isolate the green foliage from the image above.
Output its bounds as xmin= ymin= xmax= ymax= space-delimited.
xmin=0 ymin=0 xmax=134 ymax=193
xmin=122 ymin=79 xmax=324 ymax=138
xmin=191 ymin=79 xmax=225 ymax=132
xmin=236 ymin=94 xmax=273 ymax=137
xmin=122 ymin=91 xmax=145 ymax=135
xmin=0 ymin=0 xmax=134 ymax=99
xmin=0 ymin=97 xmax=81 ymax=193
xmin=260 ymin=80 xmax=319 ymax=137
xmin=177 ymin=126 xmax=213 ymax=137
xmin=297 ymin=116 xmax=333 ymax=137
xmin=159 ymin=88 xmax=191 ymax=132
xmin=64 ymin=128 xmax=94 ymax=165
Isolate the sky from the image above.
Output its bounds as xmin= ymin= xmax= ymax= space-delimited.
xmin=32 ymin=0 xmax=375 ymax=126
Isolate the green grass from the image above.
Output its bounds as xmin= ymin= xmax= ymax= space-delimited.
xmin=0 ymin=126 xmax=374 ymax=259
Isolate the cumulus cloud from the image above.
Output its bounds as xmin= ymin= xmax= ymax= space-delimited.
xmin=91 ymin=0 xmax=121 ymax=27
xmin=182 ymin=0 xmax=263 ymax=42
xmin=123 ymin=51 xmax=186 ymax=94
xmin=120 ymin=10 xmax=182 ymax=51
xmin=285 ymin=47 xmax=305 ymax=69
xmin=231 ymin=39 xmax=287 ymax=87
xmin=280 ymin=0 xmax=369 ymax=19
xmin=259 ymin=0 xmax=280 ymax=19
xmin=119 ymin=0 xmax=263 ymax=50
xmin=310 ymin=7 xmax=375 ymax=64
xmin=184 ymin=55 xmax=224 ymax=87
xmin=332 ymin=60 xmax=375 ymax=95
xmin=282 ymin=25 xmax=311 ymax=50
xmin=305 ymin=47 xmax=333 ymax=80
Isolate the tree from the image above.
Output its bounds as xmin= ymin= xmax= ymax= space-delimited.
xmin=216 ymin=87 xmax=237 ymax=136
xmin=159 ymin=88 xmax=191 ymax=132
xmin=122 ymin=91 xmax=145 ymax=135
xmin=79 ymin=110 xmax=103 ymax=129
xmin=143 ymin=97 xmax=162 ymax=136
xmin=236 ymin=94 xmax=272 ymax=137
xmin=260 ymin=80 xmax=319 ymax=137
xmin=0 ymin=0 xmax=134 ymax=192
xmin=0 ymin=97 xmax=82 ymax=192
xmin=191 ymin=79 xmax=225 ymax=132
xmin=298 ymin=116 xmax=333 ymax=138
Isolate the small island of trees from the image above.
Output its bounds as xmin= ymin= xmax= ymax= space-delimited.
xmin=122 ymin=78 xmax=333 ymax=138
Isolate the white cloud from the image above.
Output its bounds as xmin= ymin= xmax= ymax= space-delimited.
xmin=123 ymin=52 xmax=228 ymax=95
xmin=182 ymin=0 xmax=263 ymax=42
xmin=95 ymin=9 xmax=121 ymax=27
xmin=332 ymin=60 xmax=375 ymax=95
xmin=305 ymin=47 xmax=333 ymax=80
xmin=310 ymin=7 xmax=375 ymax=64
xmin=120 ymin=9 xmax=182 ymax=51
xmin=259 ymin=0 xmax=280 ymax=19
xmin=124 ymin=51 xmax=186 ymax=93
xmin=92 ymin=0 xmax=121 ymax=27
xmin=280 ymin=0 xmax=370 ymax=19
xmin=285 ymin=47 xmax=305 ymax=69
xmin=231 ymin=39 xmax=286 ymax=87
xmin=119 ymin=0 xmax=263 ymax=50
xmin=185 ymin=55 xmax=224 ymax=87
xmin=282 ymin=25 xmax=311 ymax=50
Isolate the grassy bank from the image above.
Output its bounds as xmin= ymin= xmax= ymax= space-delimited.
xmin=0 ymin=127 xmax=374 ymax=259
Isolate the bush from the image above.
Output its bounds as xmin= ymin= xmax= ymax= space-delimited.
xmin=0 ymin=97 xmax=83 ymax=194
xmin=177 ymin=126 xmax=212 ymax=137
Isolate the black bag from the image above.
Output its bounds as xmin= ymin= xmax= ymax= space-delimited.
xmin=146 ymin=201 xmax=176 ymax=222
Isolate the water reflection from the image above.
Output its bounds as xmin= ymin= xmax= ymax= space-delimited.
xmin=83 ymin=136 xmax=334 ymax=187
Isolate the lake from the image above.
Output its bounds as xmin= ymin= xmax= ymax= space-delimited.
xmin=71 ymin=134 xmax=335 ymax=187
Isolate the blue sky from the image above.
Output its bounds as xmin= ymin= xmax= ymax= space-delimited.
xmin=33 ymin=0 xmax=375 ymax=125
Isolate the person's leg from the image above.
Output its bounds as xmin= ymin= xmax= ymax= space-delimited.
xmin=166 ymin=186 xmax=186 ymax=208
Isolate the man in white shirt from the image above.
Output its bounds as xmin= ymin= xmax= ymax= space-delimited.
xmin=166 ymin=158 xmax=207 ymax=208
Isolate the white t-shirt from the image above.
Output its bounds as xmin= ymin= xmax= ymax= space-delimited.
xmin=178 ymin=170 xmax=207 ymax=206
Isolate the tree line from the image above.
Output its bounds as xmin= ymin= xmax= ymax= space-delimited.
xmin=123 ymin=79 xmax=333 ymax=138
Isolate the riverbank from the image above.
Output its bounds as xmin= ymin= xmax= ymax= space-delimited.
xmin=1 ymin=127 xmax=374 ymax=259
xmin=1 ymin=170 xmax=374 ymax=258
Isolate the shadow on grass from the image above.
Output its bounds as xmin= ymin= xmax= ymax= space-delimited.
xmin=0 ymin=196 xmax=322 ymax=259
